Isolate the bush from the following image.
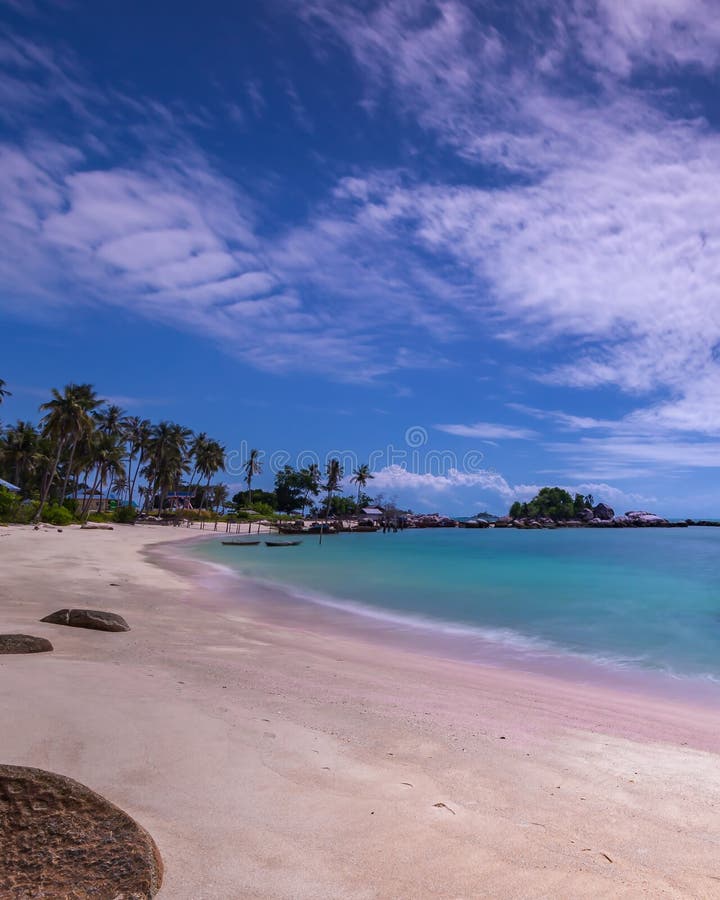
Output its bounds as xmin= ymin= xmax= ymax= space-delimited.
xmin=43 ymin=504 xmax=74 ymax=526
xmin=0 ymin=487 xmax=18 ymax=522
xmin=113 ymin=505 xmax=138 ymax=524
xmin=62 ymin=498 xmax=79 ymax=516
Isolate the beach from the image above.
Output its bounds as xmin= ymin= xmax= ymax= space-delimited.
xmin=2 ymin=524 xmax=720 ymax=898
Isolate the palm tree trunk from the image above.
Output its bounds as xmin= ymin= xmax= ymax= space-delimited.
xmin=129 ymin=453 xmax=143 ymax=509
xmin=59 ymin=438 xmax=78 ymax=505
xmin=35 ymin=438 xmax=66 ymax=521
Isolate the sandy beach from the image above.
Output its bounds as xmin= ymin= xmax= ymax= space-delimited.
xmin=1 ymin=524 xmax=720 ymax=899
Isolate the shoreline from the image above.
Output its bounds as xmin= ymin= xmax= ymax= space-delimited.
xmin=156 ymin=535 xmax=720 ymax=748
xmin=2 ymin=523 xmax=720 ymax=897
xmin=172 ymin=533 xmax=720 ymax=714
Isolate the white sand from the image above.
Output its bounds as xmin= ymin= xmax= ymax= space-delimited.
xmin=1 ymin=523 xmax=720 ymax=898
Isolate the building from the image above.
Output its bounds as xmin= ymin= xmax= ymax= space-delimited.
xmin=360 ymin=507 xmax=384 ymax=522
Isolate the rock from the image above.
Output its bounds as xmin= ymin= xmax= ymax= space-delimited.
xmin=592 ymin=503 xmax=615 ymax=521
xmin=40 ymin=609 xmax=130 ymax=632
xmin=576 ymin=508 xmax=594 ymax=522
xmin=0 ymin=634 xmax=53 ymax=654
xmin=625 ymin=510 xmax=668 ymax=525
xmin=81 ymin=523 xmax=114 ymax=530
xmin=0 ymin=764 xmax=162 ymax=898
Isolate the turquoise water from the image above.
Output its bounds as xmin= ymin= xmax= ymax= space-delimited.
xmin=192 ymin=527 xmax=720 ymax=683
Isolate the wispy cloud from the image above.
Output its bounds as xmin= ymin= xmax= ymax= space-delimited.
xmin=435 ymin=421 xmax=536 ymax=440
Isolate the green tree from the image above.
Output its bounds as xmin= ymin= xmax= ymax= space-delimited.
xmin=1 ymin=421 xmax=40 ymax=491
xmin=36 ymin=383 xmax=102 ymax=520
xmin=144 ymin=422 xmax=193 ymax=513
xmin=300 ymin=463 xmax=321 ymax=516
xmin=123 ymin=417 xmax=152 ymax=508
xmin=511 ymin=487 xmax=575 ymax=521
xmin=350 ymin=463 xmax=373 ymax=512
xmin=274 ymin=466 xmax=305 ymax=513
xmin=196 ymin=438 xmax=226 ymax=509
xmin=212 ymin=483 xmax=229 ymax=512
xmin=243 ymin=449 xmax=262 ymax=509
xmin=323 ymin=458 xmax=344 ymax=518
xmin=232 ymin=488 xmax=276 ymax=510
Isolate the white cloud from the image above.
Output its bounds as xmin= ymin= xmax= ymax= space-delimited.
xmin=435 ymin=421 xmax=536 ymax=439
xmin=369 ymin=464 xmax=651 ymax=511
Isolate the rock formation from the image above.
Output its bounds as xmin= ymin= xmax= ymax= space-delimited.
xmin=41 ymin=609 xmax=130 ymax=632
xmin=0 ymin=634 xmax=53 ymax=654
xmin=0 ymin=764 xmax=163 ymax=898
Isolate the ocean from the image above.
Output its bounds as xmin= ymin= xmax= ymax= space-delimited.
xmin=191 ymin=526 xmax=720 ymax=688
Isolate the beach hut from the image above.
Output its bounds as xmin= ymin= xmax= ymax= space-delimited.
xmin=360 ymin=507 xmax=384 ymax=522
xmin=0 ymin=477 xmax=20 ymax=493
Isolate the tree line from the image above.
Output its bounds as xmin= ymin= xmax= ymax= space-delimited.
xmin=0 ymin=380 xmax=376 ymax=522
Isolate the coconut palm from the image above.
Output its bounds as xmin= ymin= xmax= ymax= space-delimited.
xmin=143 ymin=421 xmax=192 ymax=514
xmin=212 ymin=483 xmax=229 ymax=513
xmin=300 ymin=463 xmax=321 ymax=517
xmin=1 ymin=421 xmax=40 ymax=489
xmin=79 ymin=432 xmax=126 ymax=518
xmin=196 ymin=439 xmax=226 ymax=509
xmin=36 ymin=383 xmax=102 ymax=519
xmin=243 ymin=449 xmax=262 ymax=509
xmin=324 ymin=458 xmax=344 ymax=519
xmin=95 ymin=404 xmax=127 ymax=436
xmin=350 ymin=463 xmax=373 ymax=513
xmin=123 ymin=417 xmax=152 ymax=509
xmin=0 ymin=379 xmax=11 ymax=404
xmin=188 ymin=432 xmax=209 ymax=499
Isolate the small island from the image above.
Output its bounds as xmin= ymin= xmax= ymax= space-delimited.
xmin=493 ymin=487 xmax=716 ymax=529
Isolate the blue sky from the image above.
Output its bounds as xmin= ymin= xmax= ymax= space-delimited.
xmin=3 ymin=0 xmax=720 ymax=515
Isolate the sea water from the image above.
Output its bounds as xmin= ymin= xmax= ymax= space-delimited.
xmin=192 ymin=527 xmax=720 ymax=685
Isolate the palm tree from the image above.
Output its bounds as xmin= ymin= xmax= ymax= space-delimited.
xmin=188 ymin=432 xmax=209 ymax=500
xmin=123 ymin=417 xmax=151 ymax=509
xmin=95 ymin=404 xmax=127 ymax=437
xmin=243 ymin=449 xmax=262 ymax=509
xmin=79 ymin=432 xmax=126 ymax=519
xmin=212 ymin=483 xmax=229 ymax=513
xmin=324 ymin=458 xmax=344 ymax=519
xmin=196 ymin=439 xmax=226 ymax=509
xmin=350 ymin=463 xmax=373 ymax=513
xmin=144 ymin=421 xmax=192 ymax=514
xmin=300 ymin=463 xmax=321 ymax=517
xmin=0 ymin=379 xmax=11 ymax=404
xmin=36 ymin=383 xmax=102 ymax=520
xmin=2 ymin=421 xmax=40 ymax=490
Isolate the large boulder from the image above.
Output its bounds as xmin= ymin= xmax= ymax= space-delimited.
xmin=0 ymin=634 xmax=53 ymax=654
xmin=0 ymin=764 xmax=162 ymax=898
xmin=576 ymin=508 xmax=594 ymax=522
xmin=41 ymin=609 xmax=130 ymax=632
xmin=625 ymin=510 xmax=668 ymax=525
xmin=593 ymin=503 xmax=615 ymax=521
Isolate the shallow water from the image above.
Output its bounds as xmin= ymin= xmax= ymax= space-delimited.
xmin=192 ymin=527 xmax=720 ymax=684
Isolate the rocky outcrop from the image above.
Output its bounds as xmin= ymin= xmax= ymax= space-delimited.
xmin=41 ymin=609 xmax=130 ymax=632
xmin=0 ymin=764 xmax=162 ymax=898
xmin=624 ymin=511 xmax=670 ymax=526
xmin=0 ymin=634 xmax=53 ymax=654
xmin=593 ymin=503 xmax=615 ymax=521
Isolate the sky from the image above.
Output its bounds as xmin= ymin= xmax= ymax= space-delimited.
xmin=2 ymin=0 xmax=720 ymax=515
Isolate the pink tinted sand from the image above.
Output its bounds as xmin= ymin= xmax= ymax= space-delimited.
xmin=1 ymin=523 xmax=720 ymax=898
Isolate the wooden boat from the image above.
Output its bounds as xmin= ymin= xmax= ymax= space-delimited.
xmin=265 ymin=540 xmax=302 ymax=547
xmin=221 ymin=540 xmax=261 ymax=546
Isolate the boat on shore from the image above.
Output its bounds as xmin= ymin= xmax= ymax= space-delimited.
xmin=221 ymin=540 xmax=261 ymax=546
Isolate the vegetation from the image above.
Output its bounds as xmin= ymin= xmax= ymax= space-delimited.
xmin=0 ymin=379 xmax=231 ymax=524
xmin=509 ymin=488 xmax=594 ymax=521
xmin=0 ymin=377 xmax=383 ymax=525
